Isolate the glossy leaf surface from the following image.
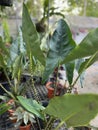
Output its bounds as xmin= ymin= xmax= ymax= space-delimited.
xmin=43 ymin=19 xmax=76 ymax=82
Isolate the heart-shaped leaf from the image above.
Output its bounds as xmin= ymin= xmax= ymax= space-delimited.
xmin=43 ymin=19 xmax=76 ymax=82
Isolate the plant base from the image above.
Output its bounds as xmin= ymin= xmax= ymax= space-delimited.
xmin=19 ymin=123 xmax=31 ymax=130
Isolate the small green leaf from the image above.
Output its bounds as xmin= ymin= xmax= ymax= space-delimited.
xmin=65 ymin=61 xmax=75 ymax=85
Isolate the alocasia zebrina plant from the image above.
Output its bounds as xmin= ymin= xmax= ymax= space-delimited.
xmin=43 ymin=18 xmax=98 ymax=129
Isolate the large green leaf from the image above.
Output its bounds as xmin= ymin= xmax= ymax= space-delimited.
xmin=22 ymin=3 xmax=45 ymax=65
xmin=62 ymin=28 xmax=98 ymax=64
xmin=17 ymin=96 xmax=45 ymax=120
xmin=43 ymin=19 xmax=76 ymax=82
xmin=44 ymin=94 xmax=98 ymax=127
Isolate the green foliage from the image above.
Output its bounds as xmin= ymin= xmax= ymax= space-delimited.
xmin=43 ymin=0 xmax=64 ymax=19
xmin=0 ymin=27 xmax=26 ymax=79
xmin=13 ymin=106 xmax=35 ymax=126
xmin=42 ymin=18 xmax=98 ymax=87
xmin=17 ymin=96 xmax=45 ymax=120
xmin=33 ymin=60 xmax=45 ymax=77
xmin=1 ymin=3 xmax=98 ymax=129
xmin=0 ymin=2 xmax=44 ymax=120
xmin=22 ymin=3 xmax=45 ymax=66
xmin=67 ymin=0 xmax=98 ymax=17
xmin=43 ymin=0 xmax=53 ymax=8
xmin=0 ymin=103 xmax=10 ymax=115
xmin=62 ymin=27 xmax=98 ymax=71
xmin=2 ymin=19 xmax=11 ymax=43
xmin=0 ymin=24 xmax=28 ymax=101
xmin=43 ymin=19 xmax=76 ymax=82
xmin=9 ymin=28 xmax=26 ymax=79
xmin=44 ymin=94 xmax=98 ymax=128
xmin=79 ymin=52 xmax=98 ymax=74
xmin=65 ymin=61 xmax=75 ymax=85
xmin=0 ymin=36 xmax=9 ymax=55
xmin=0 ymin=36 xmax=9 ymax=68
xmin=42 ymin=17 xmax=98 ymax=128
xmin=25 ymin=0 xmax=42 ymax=19
xmin=10 ymin=28 xmax=25 ymax=61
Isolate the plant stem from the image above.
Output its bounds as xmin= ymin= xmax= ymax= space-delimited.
xmin=44 ymin=117 xmax=54 ymax=130
xmin=3 ymin=69 xmax=13 ymax=87
xmin=68 ymin=51 xmax=98 ymax=93
xmin=29 ymin=53 xmax=40 ymax=102
xmin=54 ymin=63 xmax=60 ymax=96
xmin=54 ymin=120 xmax=65 ymax=130
xmin=36 ymin=117 xmax=42 ymax=130
xmin=68 ymin=73 xmax=81 ymax=93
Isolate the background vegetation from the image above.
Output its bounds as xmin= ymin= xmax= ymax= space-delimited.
xmin=0 ymin=0 xmax=98 ymax=19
